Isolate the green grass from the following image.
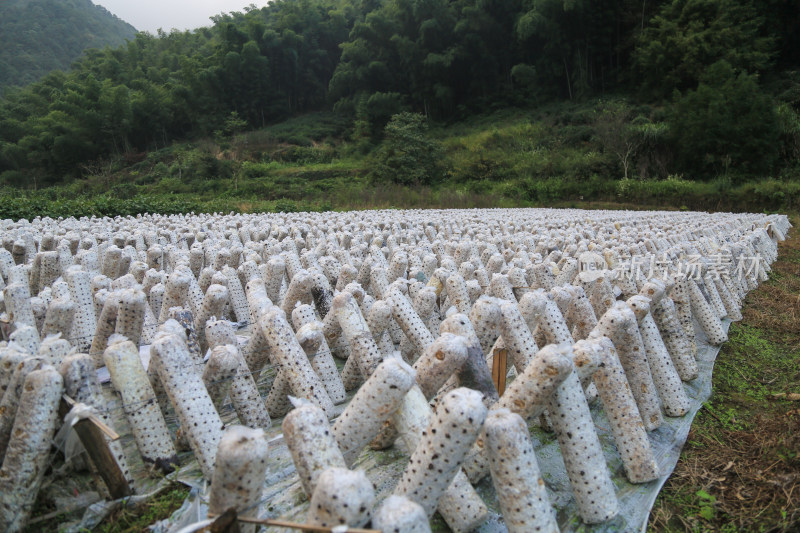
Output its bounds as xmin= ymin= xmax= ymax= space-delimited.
xmin=255 ymin=111 xmax=351 ymax=146
xmin=653 ymin=322 xmax=800 ymax=530
xmin=2 ymin=101 xmax=799 ymax=217
xmin=25 ymin=484 xmax=190 ymax=533
xmin=95 ymin=486 xmax=190 ymax=533
xmin=715 ymin=324 xmax=797 ymax=404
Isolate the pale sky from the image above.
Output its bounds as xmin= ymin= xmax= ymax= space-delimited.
xmin=94 ymin=1 xmax=272 ymax=34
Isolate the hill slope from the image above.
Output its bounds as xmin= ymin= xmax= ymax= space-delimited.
xmin=0 ymin=0 xmax=137 ymax=92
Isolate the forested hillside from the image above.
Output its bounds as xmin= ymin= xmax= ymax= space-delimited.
xmin=0 ymin=0 xmax=137 ymax=92
xmin=0 ymin=0 xmax=798 ymax=206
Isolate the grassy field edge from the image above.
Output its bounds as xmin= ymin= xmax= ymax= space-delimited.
xmin=649 ymin=217 xmax=800 ymax=532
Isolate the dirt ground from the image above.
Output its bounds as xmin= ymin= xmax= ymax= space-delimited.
xmin=649 ymin=217 xmax=800 ymax=532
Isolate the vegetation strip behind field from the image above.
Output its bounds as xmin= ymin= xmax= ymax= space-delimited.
xmin=1 ymin=103 xmax=798 ymax=221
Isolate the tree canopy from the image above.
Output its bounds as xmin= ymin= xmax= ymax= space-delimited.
xmin=0 ymin=0 xmax=137 ymax=92
xmin=1 ymin=0 xmax=798 ymax=186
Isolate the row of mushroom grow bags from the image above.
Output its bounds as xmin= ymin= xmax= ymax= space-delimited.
xmin=0 ymin=208 xmax=790 ymax=532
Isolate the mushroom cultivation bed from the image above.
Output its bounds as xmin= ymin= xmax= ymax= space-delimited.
xmin=0 ymin=208 xmax=790 ymax=533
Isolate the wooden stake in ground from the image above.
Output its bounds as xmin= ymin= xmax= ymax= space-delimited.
xmin=68 ymin=404 xmax=132 ymax=499
xmin=491 ymin=346 xmax=508 ymax=396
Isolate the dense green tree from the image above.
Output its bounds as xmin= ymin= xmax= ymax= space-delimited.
xmin=355 ymin=92 xmax=406 ymax=140
xmin=331 ymin=0 xmax=493 ymax=118
xmin=515 ymin=0 xmax=647 ymax=99
xmin=370 ymin=112 xmax=448 ymax=186
xmin=634 ymin=0 xmax=774 ymax=99
xmin=0 ymin=0 xmax=137 ymax=92
xmin=0 ymin=0 xmax=366 ymax=181
xmin=669 ymin=61 xmax=779 ymax=179
xmin=594 ymin=101 xmax=643 ymax=180
xmin=0 ymin=0 xmax=798 ymax=186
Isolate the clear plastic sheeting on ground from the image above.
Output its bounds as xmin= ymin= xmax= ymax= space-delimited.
xmin=135 ymin=319 xmax=728 ymax=533
xmin=480 ymin=320 xmax=729 ymax=533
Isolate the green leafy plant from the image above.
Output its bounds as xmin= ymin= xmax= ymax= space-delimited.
xmin=696 ymin=489 xmax=717 ymax=521
xmin=669 ymin=60 xmax=780 ymax=180
xmin=370 ymin=113 xmax=449 ymax=187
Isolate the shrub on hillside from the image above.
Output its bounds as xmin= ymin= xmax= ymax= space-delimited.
xmin=669 ymin=61 xmax=779 ymax=180
xmin=370 ymin=113 xmax=449 ymax=186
